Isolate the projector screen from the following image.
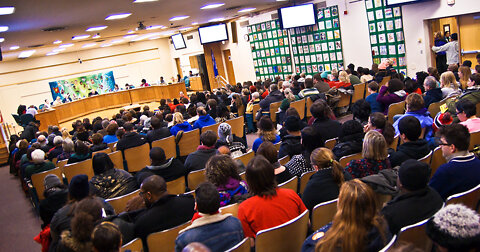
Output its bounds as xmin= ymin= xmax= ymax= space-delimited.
xmin=198 ymin=24 xmax=229 ymax=44
xmin=171 ymin=33 xmax=186 ymax=50
xmin=386 ymin=0 xmax=432 ymax=6
xmin=278 ymin=3 xmax=316 ymax=29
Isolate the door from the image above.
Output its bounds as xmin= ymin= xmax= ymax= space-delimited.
xmin=458 ymin=13 xmax=480 ymax=64
xmin=223 ymin=49 xmax=236 ymax=85
xmin=174 ymin=58 xmax=182 ymax=81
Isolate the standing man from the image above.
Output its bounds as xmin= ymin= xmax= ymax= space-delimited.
xmin=431 ymin=33 xmax=459 ymax=65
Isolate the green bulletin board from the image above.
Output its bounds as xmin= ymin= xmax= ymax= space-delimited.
xmin=248 ymin=20 xmax=292 ymax=80
xmin=290 ymin=5 xmax=344 ymax=74
xmin=365 ymin=0 xmax=407 ymax=75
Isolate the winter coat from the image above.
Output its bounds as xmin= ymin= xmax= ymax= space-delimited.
xmin=332 ymin=132 xmax=364 ymax=160
xmin=278 ymin=135 xmax=302 ymax=158
xmin=135 ymin=158 xmax=187 ymax=184
xmin=423 ymin=88 xmax=443 ymax=108
xmin=377 ymin=86 xmax=407 ymax=114
xmin=388 ymin=140 xmax=431 ymax=167
xmin=116 ymin=132 xmax=146 ymax=151
xmin=170 ymin=121 xmax=193 ymax=136
xmin=184 ymin=147 xmax=218 ymax=172
xmin=146 ymin=127 xmax=171 ymax=143
xmin=192 ymin=115 xmax=216 ymax=130
xmin=89 ymin=168 xmax=138 ymax=199
xmin=259 ymin=90 xmax=283 ymax=112
xmin=216 ymin=177 xmax=249 ymax=207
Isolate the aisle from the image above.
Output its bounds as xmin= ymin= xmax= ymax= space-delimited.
xmin=0 ymin=165 xmax=42 ymax=251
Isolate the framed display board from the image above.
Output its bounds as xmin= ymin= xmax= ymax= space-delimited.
xmin=365 ymin=0 xmax=407 ymax=75
xmin=289 ymin=5 xmax=344 ymax=75
xmin=248 ymin=20 xmax=292 ymax=80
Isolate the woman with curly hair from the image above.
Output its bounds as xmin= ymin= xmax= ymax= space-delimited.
xmin=205 ymin=154 xmax=248 ymax=207
xmin=302 ymin=179 xmax=391 ymax=252
xmin=252 ymin=116 xmax=280 ymax=153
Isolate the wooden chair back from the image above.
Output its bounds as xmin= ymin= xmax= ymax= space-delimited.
xmin=123 ymin=143 xmax=151 ymax=172
xmin=299 ymin=170 xmax=316 ymax=195
xmin=290 ymin=99 xmax=306 ymax=119
xmin=187 ymin=169 xmax=206 ymax=190
xmin=228 ymin=116 xmax=245 ymax=138
xmin=379 ymin=76 xmax=391 ymax=88
xmin=430 ymin=147 xmax=446 ymax=179
xmin=234 ymin=151 xmax=255 ymax=167
xmin=166 ymin=176 xmax=186 ymax=195
xmin=469 ymin=131 xmax=480 ymax=151
xmin=387 ymin=101 xmax=405 ymax=124
xmin=388 ymin=135 xmax=399 ymax=151
xmin=108 ymin=151 xmax=124 ymax=170
xmin=151 ymin=136 xmax=176 ymax=160
xmin=107 ymin=142 xmax=117 ymax=152
xmin=277 ymin=176 xmax=298 ymax=193
xmin=91 ymin=148 xmax=111 ymax=156
xmin=278 ymin=155 xmax=290 ymax=166
xmin=106 ymin=189 xmax=140 ymax=214
xmin=121 ymin=238 xmax=143 ymax=252
xmin=312 ymin=199 xmax=338 ymax=231
xmin=396 ymin=218 xmax=432 ymax=252
xmin=178 ymin=129 xmax=200 ymax=157
xmin=337 ymin=92 xmax=351 ymax=108
xmin=63 ymin=159 xmax=94 ymax=183
xmin=255 ymin=210 xmax=309 ymax=252
xmin=306 ymin=97 xmax=314 ymax=118
xmin=427 ymin=100 xmax=443 ymax=118
xmin=269 ymin=101 xmax=282 ymax=123
xmin=51 ymin=157 xmax=58 ymax=166
xmin=146 ymin=221 xmax=190 ymax=252
xmin=225 ymin=238 xmax=250 ymax=252
xmin=252 ymin=104 xmax=260 ymax=123
xmin=352 ymin=83 xmax=366 ymax=103
xmin=57 ymin=159 xmax=68 ymax=170
xmin=339 ymin=152 xmax=363 ymax=168
xmin=274 ymin=142 xmax=281 ymax=151
xmin=324 ymin=138 xmax=337 ymax=150
xmin=220 ymin=203 xmax=239 ymax=218
xmin=31 ymin=167 xmax=64 ymax=201
xmin=202 ymin=122 xmax=221 ymax=136
xmin=418 ymin=150 xmax=433 ymax=165
xmin=446 ymin=184 xmax=480 ymax=211
xmin=379 ymin=235 xmax=397 ymax=252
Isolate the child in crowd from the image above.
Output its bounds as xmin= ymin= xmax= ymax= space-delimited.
xmin=365 ymin=82 xmax=383 ymax=113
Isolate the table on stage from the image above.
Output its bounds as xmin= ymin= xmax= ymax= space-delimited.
xmin=36 ymin=83 xmax=187 ymax=131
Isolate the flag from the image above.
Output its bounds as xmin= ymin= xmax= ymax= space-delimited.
xmin=211 ymin=49 xmax=218 ymax=77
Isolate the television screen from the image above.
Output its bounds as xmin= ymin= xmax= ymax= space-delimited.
xmin=171 ymin=33 xmax=186 ymax=50
xmin=198 ymin=23 xmax=229 ymax=44
xmin=386 ymin=0 xmax=433 ymax=6
xmin=278 ymin=3 xmax=316 ymax=29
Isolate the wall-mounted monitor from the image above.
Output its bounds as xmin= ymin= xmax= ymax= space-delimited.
xmin=171 ymin=33 xmax=186 ymax=50
xmin=278 ymin=3 xmax=317 ymax=30
xmin=198 ymin=23 xmax=229 ymax=44
xmin=386 ymin=0 xmax=433 ymax=7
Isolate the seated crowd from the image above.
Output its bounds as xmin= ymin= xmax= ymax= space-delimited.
xmin=8 ymin=59 xmax=480 ymax=252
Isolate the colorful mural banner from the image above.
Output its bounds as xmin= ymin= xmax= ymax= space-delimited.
xmin=49 ymin=71 xmax=116 ymax=101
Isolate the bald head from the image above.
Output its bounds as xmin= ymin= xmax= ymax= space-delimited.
xmin=217 ymin=146 xmax=231 ymax=155
xmin=140 ymin=175 xmax=167 ymax=197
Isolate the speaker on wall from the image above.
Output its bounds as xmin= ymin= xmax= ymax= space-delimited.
xmin=231 ymin=22 xmax=238 ymax=43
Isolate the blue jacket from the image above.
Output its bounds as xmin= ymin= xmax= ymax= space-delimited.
xmin=392 ymin=108 xmax=434 ymax=146
xmin=103 ymin=134 xmax=118 ymax=144
xmin=365 ymin=93 xmax=383 ymax=113
xmin=175 ymin=214 xmax=244 ymax=252
xmin=193 ymin=115 xmax=216 ymax=130
xmin=252 ymin=135 xmax=281 ymax=153
xmin=170 ymin=121 xmax=193 ymax=136
xmin=429 ymin=153 xmax=480 ymax=200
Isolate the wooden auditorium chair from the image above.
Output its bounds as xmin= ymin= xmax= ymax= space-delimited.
xmin=417 ymin=150 xmax=433 ymax=165
xmin=121 ymin=238 xmax=143 ymax=252
xmin=219 ymin=203 xmax=239 ymax=218
xmin=234 ymin=151 xmax=255 ymax=167
xmin=201 ymin=122 xmax=221 ymax=136
xmin=429 ymin=147 xmax=446 ymax=179
xmin=277 ymin=176 xmax=298 ymax=193
xmin=299 ymin=170 xmax=316 ymax=195
xmin=166 ymin=176 xmax=186 ymax=195
xmin=63 ymin=159 xmax=94 ymax=183
xmin=31 ymin=167 xmax=64 ymax=201
xmin=324 ymin=138 xmax=337 ymax=150
xmin=387 ymin=101 xmax=405 ymax=124
xmin=146 ymin=221 xmax=190 ymax=252
xmin=91 ymin=148 xmax=111 ymax=156
xmin=446 ymin=184 xmax=480 ymax=211
xmin=228 ymin=116 xmax=246 ymax=140
xmin=151 ymin=136 xmax=176 ymax=160
xmin=187 ymin=169 xmax=207 ymax=191
xmin=394 ymin=218 xmax=432 ymax=252
xmin=177 ymin=129 xmax=200 ymax=157
xmin=311 ymin=199 xmax=338 ymax=231
xmin=123 ymin=143 xmax=150 ymax=173
xmin=289 ymin=99 xmax=306 ymax=119
xmin=225 ymin=238 xmax=250 ymax=252
xmin=106 ymin=189 xmax=140 ymax=214
xmin=108 ymin=151 xmax=124 ymax=170
xmin=339 ymin=152 xmax=363 ymax=168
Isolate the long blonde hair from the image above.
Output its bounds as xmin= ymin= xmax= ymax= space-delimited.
xmin=362 ymin=130 xmax=388 ymax=160
xmin=338 ymin=71 xmax=351 ymax=83
xmin=459 ymin=66 xmax=471 ymax=90
xmin=284 ymin=88 xmax=296 ymax=102
xmin=173 ymin=112 xmax=184 ymax=125
xmin=310 ymin=148 xmax=344 ymax=186
xmin=440 ymin=71 xmax=459 ymax=90
xmin=315 ymin=179 xmax=387 ymax=252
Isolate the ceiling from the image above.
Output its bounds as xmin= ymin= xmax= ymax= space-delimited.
xmin=0 ymin=0 xmax=305 ymax=62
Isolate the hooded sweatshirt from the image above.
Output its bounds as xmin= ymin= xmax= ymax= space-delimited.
xmin=136 ymin=158 xmax=187 ymax=184
xmin=377 ymin=85 xmax=407 ymax=114
xmin=170 ymin=121 xmax=193 ymax=136
xmin=388 ymin=139 xmax=430 ymax=167
xmin=193 ymin=115 xmax=216 ymax=130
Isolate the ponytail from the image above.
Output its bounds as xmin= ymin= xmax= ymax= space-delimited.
xmin=331 ymin=160 xmax=345 ymax=186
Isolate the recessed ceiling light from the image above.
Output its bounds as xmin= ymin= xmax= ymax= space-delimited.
xmin=82 ymin=43 xmax=97 ymax=48
xmin=52 ymin=48 xmax=66 ymax=52
xmin=92 ymin=34 xmax=101 ymax=39
xmin=179 ymin=27 xmax=192 ymax=31
xmin=169 ymin=16 xmax=189 ymax=21
xmin=124 ymin=34 xmax=138 ymax=39
xmin=131 ymin=33 xmax=158 ymax=42
xmin=238 ymin=7 xmax=256 ymax=13
xmin=0 ymin=26 xmax=9 ymax=32
xmin=192 ymin=22 xmax=198 ymax=25
xmin=208 ymin=18 xmax=224 ymax=22
xmin=0 ymin=37 xmax=4 ymax=43
xmin=146 ymin=25 xmax=165 ymax=30
xmin=46 ymin=52 xmax=59 ymax=56
xmin=10 ymin=45 xmax=19 ymax=50
xmin=86 ymin=26 xmax=108 ymax=32
xmin=101 ymin=43 xmax=113 ymax=47
xmin=53 ymin=40 xmax=62 ymax=44
xmin=72 ymin=34 xmax=90 ymax=40
xmin=59 ymin=43 xmax=74 ymax=48
xmin=18 ymin=50 xmax=36 ymax=58
xmin=105 ymin=13 xmax=132 ymax=20
xmin=133 ymin=0 xmax=158 ymax=2
xmin=201 ymin=3 xmax=225 ymax=9
xmin=0 ymin=7 xmax=15 ymax=15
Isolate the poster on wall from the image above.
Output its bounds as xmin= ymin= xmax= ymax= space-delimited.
xmin=49 ymin=71 xmax=116 ymax=101
xmin=290 ymin=5 xmax=344 ymax=75
xmin=365 ymin=0 xmax=407 ymax=75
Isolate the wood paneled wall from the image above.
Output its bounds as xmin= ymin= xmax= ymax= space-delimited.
xmin=203 ymin=42 xmax=226 ymax=90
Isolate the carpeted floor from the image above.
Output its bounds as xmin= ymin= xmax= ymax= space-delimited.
xmin=0 ymin=165 xmax=42 ymax=251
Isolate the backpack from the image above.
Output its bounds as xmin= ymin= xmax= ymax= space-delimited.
xmin=325 ymin=87 xmax=341 ymax=110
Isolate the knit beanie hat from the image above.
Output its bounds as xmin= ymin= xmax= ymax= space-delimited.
xmin=218 ymin=123 xmax=233 ymax=143
xmin=44 ymin=174 xmax=62 ymax=191
xmin=426 ymin=204 xmax=480 ymax=251
xmin=69 ymin=174 xmax=90 ymax=200
xmin=320 ymin=71 xmax=331 ymax=79
xmin=398 ymin=159 xmax=430 ymax=191
xmin=433 ymin=112 xmax=453 ymax=132
xmin=284 ymin=116 xmax=302 ymax=132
